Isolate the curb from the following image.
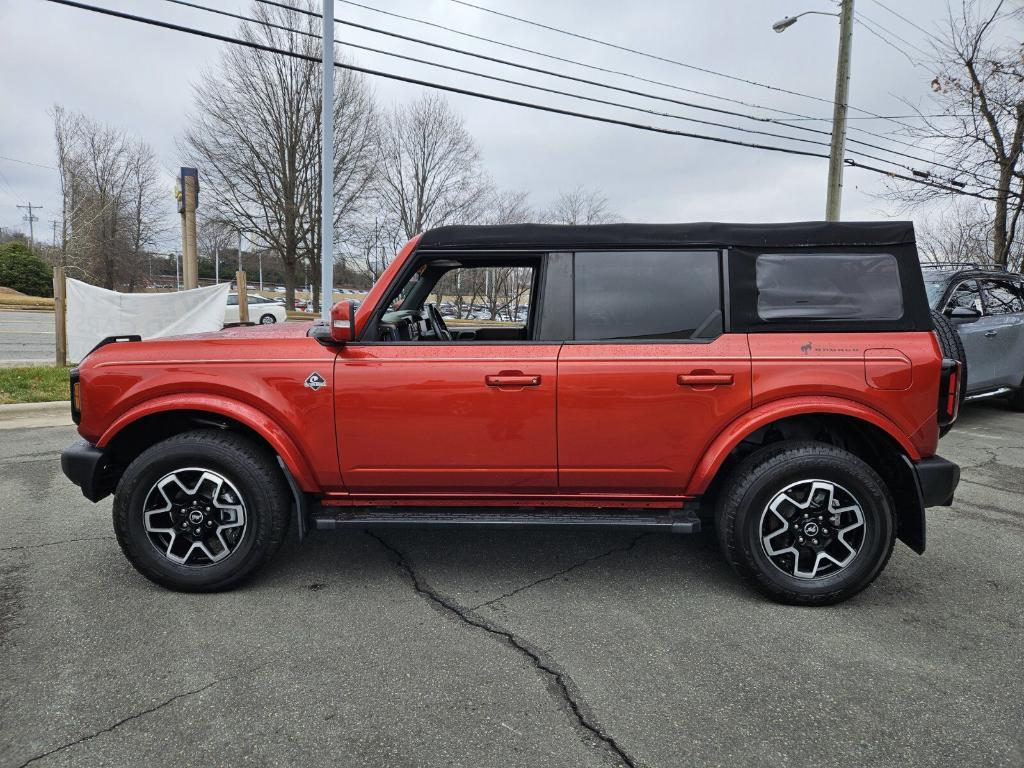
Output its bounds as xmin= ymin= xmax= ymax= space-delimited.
xmin=0 ymin=400 xmax=72 ymax=427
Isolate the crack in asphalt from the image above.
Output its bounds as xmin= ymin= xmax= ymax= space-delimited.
xmin=470 ymin=534 xmax=649 ymax=611
xmin=366 ymin=531 xmax=641 ymax=768
xmin=0 ymin=535 xmax=115 ymax=552
xmin=14 ymin=663 xmax=271 ymax=768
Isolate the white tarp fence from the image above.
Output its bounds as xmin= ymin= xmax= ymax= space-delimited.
xmin=66 ymin=279 xmax=230 ymax=362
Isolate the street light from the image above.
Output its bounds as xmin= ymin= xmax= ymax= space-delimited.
xmin=772 ymin=10 xmax=838 ymax=33
xmin=773 ymin=1 xmax=853 ymax=221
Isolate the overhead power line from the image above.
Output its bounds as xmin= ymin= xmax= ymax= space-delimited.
xmin=320 ymin=0 xmax=835 ymax=125
xmin=325 ymin=0 xmax=965 ymax=170
xmin=442 ymin=0 xmax=929 ymax=131
xmin=854 ymin=14 xmax=925 ymax=68
xmin=250 ymin=0 xmax=991 ymax=188
xmin=866 ymin=0 xmax=937 ymax=39
xmin=39 ymin=0 xmax=1010 ymax=203
xmin=167 ymin=0 xmax=979 ymax=186
xmin=164 ymin=0 xmax=831 ymax=151
xmin=0 ymin=155 xmax=58 ymax=170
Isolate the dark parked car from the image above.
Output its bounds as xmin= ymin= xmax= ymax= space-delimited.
xmin=923 ymin=264 xmax=1024 ymax=409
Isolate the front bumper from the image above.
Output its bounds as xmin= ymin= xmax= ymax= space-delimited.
xmin=60 ymin=439 xmax=113 ymax=502
xmin=913 ymin=455 xmax=960 ymax=508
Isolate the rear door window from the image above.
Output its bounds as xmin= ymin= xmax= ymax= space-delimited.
xmin=980 ymin=279 xmax=1024 ymax=315
xmin=573 ymin=251 xmax=722 ymax=341
xmin=756 ymin=253 xmax=903 ymax=321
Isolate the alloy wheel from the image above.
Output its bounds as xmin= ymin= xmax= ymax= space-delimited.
xmin=142 ymin=467 xmax=247 ymax=566
xmin=758 ymin=479 xmax=866 ymax=580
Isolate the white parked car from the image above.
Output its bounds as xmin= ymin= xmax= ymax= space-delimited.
xmin=225 ymin=293 xmax=288 ymax=325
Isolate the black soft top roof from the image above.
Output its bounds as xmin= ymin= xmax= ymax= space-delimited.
xmin=418 ymin=221 xmax=916 ymax=251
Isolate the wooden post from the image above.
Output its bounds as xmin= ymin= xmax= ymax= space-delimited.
xmin=178 ymin=168 xmax=199 ymax=289
xmin=236 ymin=271 xmax=249 ymax=323
xmin=53 ymin=265 xmax=67 ymax=367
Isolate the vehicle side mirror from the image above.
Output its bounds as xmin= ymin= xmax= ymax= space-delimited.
xmin=331 ymin=299 xmax=357 ymax=343
xmin=946 ymin=306 xmax=981 ymax=323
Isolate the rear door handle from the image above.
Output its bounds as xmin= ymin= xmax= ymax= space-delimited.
xmin=486 ymin=374 xmax=541 ymax=387
xmin=984 ymin=330 xmax=999 ymax=337
xmin=678 ymin=373 xmax=734 ymax=387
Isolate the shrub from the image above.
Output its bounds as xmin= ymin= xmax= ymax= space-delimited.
xmin=0 ymin=242 xmax=52 ymax=297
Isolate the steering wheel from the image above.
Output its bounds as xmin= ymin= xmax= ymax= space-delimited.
xmin=425 ymin=303 xmax=452 ymax=341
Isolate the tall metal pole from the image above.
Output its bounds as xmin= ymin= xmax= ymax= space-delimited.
xmin=825 ymin=0 xmax=854 ymax=221
xmin=320 ymin=0 xmax=335 ymax=321
xmin=214 ymin=246 xmax=219 ymax=284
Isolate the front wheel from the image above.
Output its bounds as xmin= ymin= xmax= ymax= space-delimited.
xmin=715 ymin=441 xmax=895 ymax=606
xmin=259 ymin=313 xmax=277 ymax=324
xmin=112 ymin=430 xmax=290 ymax=591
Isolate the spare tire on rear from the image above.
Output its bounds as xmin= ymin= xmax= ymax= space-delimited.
xmin=931 ymin=308 xmax=967 ymax=436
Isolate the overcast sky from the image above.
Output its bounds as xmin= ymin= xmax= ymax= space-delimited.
xmin=0 ymin=0 xmax=1015 ymax=250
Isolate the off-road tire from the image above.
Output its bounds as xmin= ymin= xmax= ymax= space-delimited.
xmin=931 ymin=308 xmax=967 ymax=435
xmin=715 ymin=441 xmax=896 ymax=606
xmin=113 ymin=429 xmax=290 ymax=592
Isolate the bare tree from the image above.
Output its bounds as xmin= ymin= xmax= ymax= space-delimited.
xmin=197 ymin=214 xmax=237 ymax=283
xmin=374 ymin=92 xmax=492 ymax=241
xmin=885 ymin=0 xmax=1024 ymax=268
xmin=543 ymin=186 xmax=619 ymax=225
xmin=916 ymin=199 xmax=1009 ymax=267
xmin=482 ymin=189 xmax=533 ymax=225
xmin=302 ymin=63 xmax=378 ymax=311
xmin=52 ymin=106 xmax=166 ymax=289
xmin=123 ymin=141 xmax=165 ymax=291
xmin=183 ymin=0 xmax=376 ymax=309
xmin=346 ymin=217 xmax=404 ymax=285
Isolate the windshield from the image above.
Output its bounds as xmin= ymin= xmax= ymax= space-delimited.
xmin=924 ymin=277 xmax=950 ymax=309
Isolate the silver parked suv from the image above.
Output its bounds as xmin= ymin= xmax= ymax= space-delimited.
xmin=924 ymin=264 xmax=1024 ymax=410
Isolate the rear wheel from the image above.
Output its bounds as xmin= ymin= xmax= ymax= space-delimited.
xmin=259 ymin=313 xmax=277 ymax=324
xmin=113 ymin=430 xmax=290 ymax=591
xmin=715 ymin=441 xmax=895 ymax=606
xmin=931 ymin=308 xmax=967 ymax=434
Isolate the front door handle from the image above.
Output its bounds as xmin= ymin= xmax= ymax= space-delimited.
xmin=678 ymin=373 xmax=734 ymax=387
xmin=985 ymin=330 xmax=999 ymax=337
xmin=486 ymin=373 xmax=541 ymax=388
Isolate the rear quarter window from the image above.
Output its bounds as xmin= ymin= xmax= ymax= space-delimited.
xmin=756 ymin=252 xmax=903 ymax=321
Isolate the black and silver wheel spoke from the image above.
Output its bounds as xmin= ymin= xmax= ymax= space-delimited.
xmin=142 ymin=468 xmax=247 ymax=567
xmin=759 ymin=479 xmax=865 ymax=580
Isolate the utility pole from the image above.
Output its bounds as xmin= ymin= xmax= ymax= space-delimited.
xmin=825 ymin=0 xmax=854 ymax=221
xmin=50 ymin=219 xmax=60 ymax=247
xmin=320 ymin=0 xmax=335 ymax=321
xmin=177 ymin=168 xmax=199 ymax=289
xmin=16 ymin=203 xmax=41 ymax=248
xmin=258 ymin=251 xmax=263 ymax=292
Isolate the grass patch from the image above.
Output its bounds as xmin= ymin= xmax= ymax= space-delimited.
xmin=0 ymin=366 xmax=72 ymax=405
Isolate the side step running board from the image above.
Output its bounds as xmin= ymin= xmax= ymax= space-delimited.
xmin=311 ymin=507 xmax=702 ymax=534
xmin=964 ymin=386 xmax=1013 ymax=402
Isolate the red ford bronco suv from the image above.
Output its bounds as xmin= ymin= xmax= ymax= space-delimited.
xmin=61 ymin=222 xmax=962 ymax=605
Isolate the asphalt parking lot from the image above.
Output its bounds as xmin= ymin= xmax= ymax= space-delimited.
xmin=2 ymin=405 xmax=1022 ymax=768
xmin=0 ymin=311 xmax=54 ymax=364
